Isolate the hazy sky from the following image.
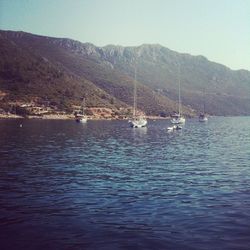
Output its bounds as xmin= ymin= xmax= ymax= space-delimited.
xmin=0 ymin=0 xmax=250 ymax=70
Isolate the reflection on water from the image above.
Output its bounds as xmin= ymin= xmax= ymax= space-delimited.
xmin=0 ymin=117 xmax=250 ymax=250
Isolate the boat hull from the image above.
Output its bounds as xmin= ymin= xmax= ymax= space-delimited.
xmin=130 ymin=118 xmax=147 ymax=128
xmin=167 ymin=125 xmax=182 ymax=131
xmin=171 ymin=116 xmax=185 ymax=124
xmin=199 ymin=114 xmax=208 ymax=122
xmin=199 ymin=117 xmax=208 ymax=122
xmin=76 ymin=117 xmax=87 ymax=123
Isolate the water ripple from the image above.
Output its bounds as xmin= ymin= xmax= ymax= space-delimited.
xmin=0 ymin=117 xmax=250 ymax=249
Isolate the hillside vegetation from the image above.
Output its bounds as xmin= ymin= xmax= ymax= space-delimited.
xmin=1 ymin=30 xmax=250 ymax=116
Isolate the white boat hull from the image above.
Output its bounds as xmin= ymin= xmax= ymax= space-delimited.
xmin=167 ymin=125 xmax=182 ymax=131
xmin=130 ymin=118 xmax=147 ymax=128
xmin=199 ymin=117 xmax=208 ymax=122
xmin=171 ymin=116 xmax=185 ymax=124
xmin=199 ymin=114 xmax=208 ymax=122
xmin=76 ymin=116 xmax=87 ymax=123
xmin=80 ymin=117 xmax=87 ymax=123
xmin=167 ymin=125 xmax=176 ymax=131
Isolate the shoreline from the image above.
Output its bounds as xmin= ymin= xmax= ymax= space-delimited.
xmin=0 ymin=114 xmax=171 ymax=120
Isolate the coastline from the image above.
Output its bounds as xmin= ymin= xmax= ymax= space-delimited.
xmin=0 ymin=113 xmax=171 ymax=120
xmin=0 ymin=114 xmax=24 ymax=119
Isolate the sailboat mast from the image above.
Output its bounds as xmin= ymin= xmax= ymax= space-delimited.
xmin=178 ymin=64 xmax=181 ymax=115
xmin=82 ymin=98 xmax=85 ymax=115
xmin=133 ymin=66 xmax=137 ymax=117
xmin=80 ymin=97 xmax=86 ymax=115
xmin=203 ymin=87 xmax=206 ymax=114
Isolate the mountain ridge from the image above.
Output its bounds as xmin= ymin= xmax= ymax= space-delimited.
xmin=1 ymin=30 xmax=250 ymax=117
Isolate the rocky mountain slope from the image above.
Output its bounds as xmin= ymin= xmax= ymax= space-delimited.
xmin=1 ymin=30 xmax=250 ymax=116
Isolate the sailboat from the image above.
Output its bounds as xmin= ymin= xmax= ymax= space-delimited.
xmin=171 ymin=65 xmax=185 ymax=124
xmin=199 ymin=89 xmax=208 ymax=122
xmin=75 ymin=98 xmax=87 ymax=123
xmin=130 ymin=67 xmax=147 ymax=128
xmin=199 ymin=113 xmax=208 ymax=122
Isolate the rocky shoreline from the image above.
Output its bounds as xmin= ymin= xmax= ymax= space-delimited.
xmin=0 ymin=113 xmax=170 ymax=120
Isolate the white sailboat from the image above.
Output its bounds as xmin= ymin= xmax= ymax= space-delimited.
xmin=75 ymin=98 xmax=87 ymax=123
xmin=130 ymin=67 xmax=147 ymax=128
xmin=171 ymin=65 xmax=185 ymax=124
xmin=199 ymin=90 xmax=208 ymax=122
xmin=199 ymin=113 xmax=208 ymax=122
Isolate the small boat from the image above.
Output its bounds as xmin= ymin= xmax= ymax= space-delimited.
xmin=76 ymin=115 xmax=87 ymax=123
xmin=75 ymin=98 xmax=87 ymax=123
xmin=171 ymin=65 xmax=185 ymax=124
xmin=199 ymin=113 xmax=208 ymax=122
xmin=130 ymin=66 xmax=147 ymax=128
xmin=199 ymin=87 xmax=208 ymax=122
xmin=171 ymin=113 xmax=185 ymax=124
xmin=167 ymin=125 xmax=177 ymax=131
xmin=130 ymin=117 xmax=147 ymax=128
xmin=167 ymin=125 xmax=182 ymax=131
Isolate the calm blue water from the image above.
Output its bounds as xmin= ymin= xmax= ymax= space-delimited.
xmin=0 ymin=117 xmax=250 ymax=250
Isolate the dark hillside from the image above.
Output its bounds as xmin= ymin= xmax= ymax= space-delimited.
xmin=1 ymin=30 xmax=250 ymax=116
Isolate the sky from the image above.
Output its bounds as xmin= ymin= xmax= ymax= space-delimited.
xmin=0 ymin=0 xmax=250 ymax=70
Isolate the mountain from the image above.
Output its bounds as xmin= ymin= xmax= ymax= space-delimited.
xmin=1 ymin=30 xmax=250 ymax=117
xmin=100 ymin=44 xmax=250 ymax=115
xmin=0 ymin=31 xmax=185 ymax=117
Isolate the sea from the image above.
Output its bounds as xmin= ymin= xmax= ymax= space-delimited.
xmin=0 ymin=117 xmax=250 ymax=250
